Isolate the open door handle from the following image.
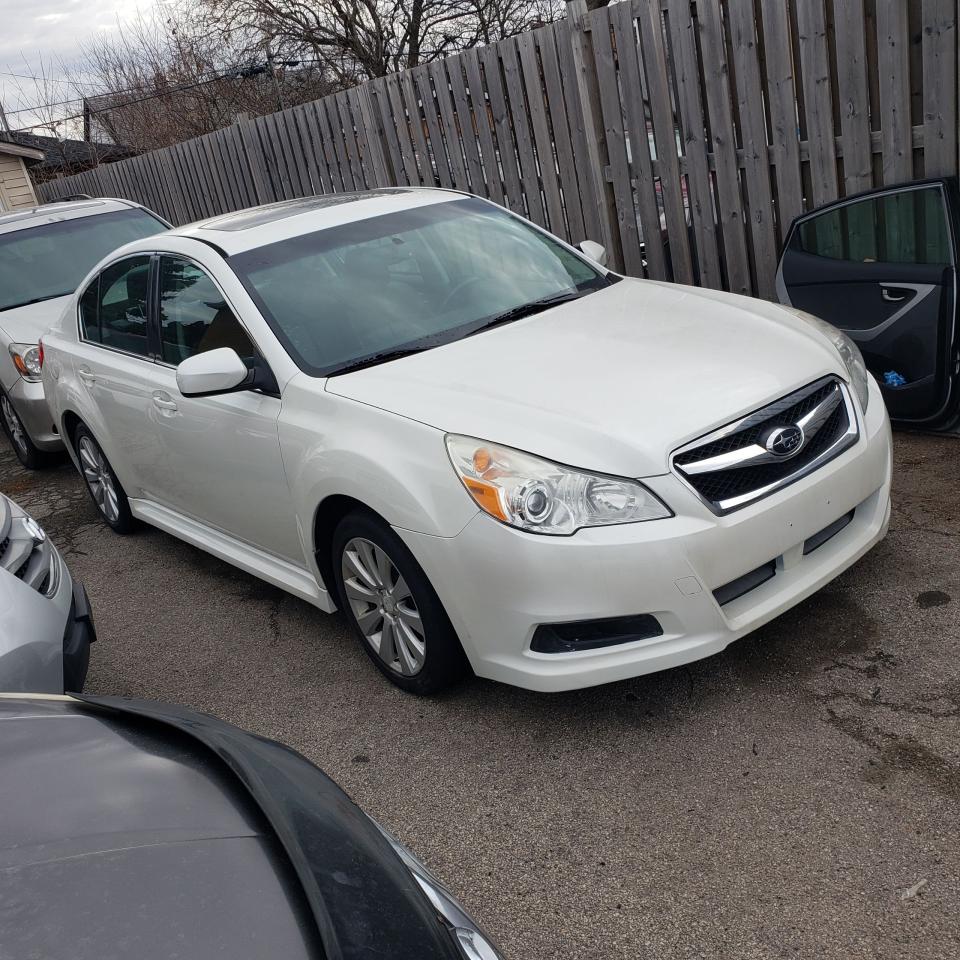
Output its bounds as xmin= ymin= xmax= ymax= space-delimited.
xmin=881 ymin=286 xmax=909 ymax=303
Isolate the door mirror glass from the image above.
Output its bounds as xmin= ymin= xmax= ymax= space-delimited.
xmin=176 ymin=347 xmax=249 ymax=397
xmin=579 ymin=240 xmax=608 ymax=267
xmin=795 ymin=186 xmax=952 ymax=266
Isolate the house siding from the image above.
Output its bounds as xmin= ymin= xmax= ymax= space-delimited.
xmin=0 ymin=153 xmax=38 ymax=212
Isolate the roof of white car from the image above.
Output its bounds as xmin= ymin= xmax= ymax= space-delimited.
xmin=174 ymin=187 xmax=463 ymax=255
xmin=0 ymin=198 xmax=141 ymax=237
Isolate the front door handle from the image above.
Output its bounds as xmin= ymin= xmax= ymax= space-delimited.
xmin=152 ymin=392 xmax=178 ymax=412
xmin=881 ymin=286 xmax=910 ymax=303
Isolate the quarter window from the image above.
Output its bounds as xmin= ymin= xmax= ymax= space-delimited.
xmin=158 ymin=257 xmax=254 ymax=365
xmin=795 ymin=186 xmax=952 ymax=265
xmin=81 ymin=255 xmax=152 ymax=357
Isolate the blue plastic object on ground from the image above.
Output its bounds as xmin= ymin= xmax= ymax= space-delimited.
xmin=883 ymin=370 xmax=908 ymax=388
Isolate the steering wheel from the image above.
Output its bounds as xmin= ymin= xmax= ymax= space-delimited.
xmin=439 ymin=276 xmax=487 ymax=313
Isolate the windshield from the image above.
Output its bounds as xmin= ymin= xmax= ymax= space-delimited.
xmin=230 ymin=197 xmax=612 ymax=376
xmin=0 ymin=207 xmax=167 ymax=312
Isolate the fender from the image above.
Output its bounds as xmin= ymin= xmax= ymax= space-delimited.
xmin=278 ymin=376 xmax=479 ymax=549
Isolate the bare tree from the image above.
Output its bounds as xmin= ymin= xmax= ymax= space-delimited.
xmin=202 ymin=0 xmax=562 ymax=80
xmin=74 ymin=4 xmax=341 ymax=152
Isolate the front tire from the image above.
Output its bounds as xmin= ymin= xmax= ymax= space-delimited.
xmin=0 ymin=390 xmax=48 ymax=469
xmin=74 ymin=424 xmax=135 ymax=533
xmin=331 ymin=511 xmax=468 ymax=694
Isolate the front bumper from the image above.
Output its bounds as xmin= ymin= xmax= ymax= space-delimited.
xmin=398 ymin=380 xmax=892 ymax=692
xmin=63 ymin=580 xmax=96 ymax=692
xmin=6 ymin=376 xmax=63 ymax=451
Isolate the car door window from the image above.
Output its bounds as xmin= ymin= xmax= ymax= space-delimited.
xmin=158 ymin=256 xmax=255 ymax=366
xmin=795 ymin=186 xmax=952 ymax=266
xmin=81 ymin=255 xmax=152 ymax=356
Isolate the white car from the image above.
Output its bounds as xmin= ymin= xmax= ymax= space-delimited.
xmin=0 ymin=198 xmax=168 ymax=467
xmin=0 ymin=492 xmax=95 ymax=692
xmin=41 ymin=189 xmax=892 ymax=693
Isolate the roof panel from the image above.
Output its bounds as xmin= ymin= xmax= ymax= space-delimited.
xmin=199 ymin=189 xmax=414 ymax=232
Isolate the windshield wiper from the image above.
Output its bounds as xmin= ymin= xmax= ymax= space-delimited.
xmin=464 ymin=291 xmax=583 ymax=338
xmin=0 ymin=293 xmax=71 ymax=313
xmin=326 ymin=291 xmax=584 ymax=376
xmin=326 ymin=342 xmax=441 ymax=376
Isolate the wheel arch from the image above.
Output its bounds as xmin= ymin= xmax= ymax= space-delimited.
xmin=311 ymin=494 xmax=384 ymax=600
xmin=59 ymin=408 xmax=85 ymax=469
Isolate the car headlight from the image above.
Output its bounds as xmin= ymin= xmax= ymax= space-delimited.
xmin=375 ymin=823 xmax=503 ymax=959
xmin=446 ymin=434 xmax=671 ymax=535
xmin=784 ymin=310 xmax=870 ymax=413
xmin=8 ymin=343 xmax=42 ymax=382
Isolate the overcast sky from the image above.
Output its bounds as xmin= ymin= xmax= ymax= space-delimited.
xmin=0 ymin=0 xmax=156 ymax=134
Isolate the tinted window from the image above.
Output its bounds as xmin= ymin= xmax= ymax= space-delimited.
xmin=78 ymin=279 xmax=99 ymax=341
xmin=0 ymin=208 xmax=167 ymax=312
xmin=158 ymin=257 xmax=254 ymax=365
xmin=230 ymin=197 xmax=609 ymax=376
xmin=85 ymin=256 xmax=152 ymax=356
xmin=796 ymin=186 xmax=952 ymax=265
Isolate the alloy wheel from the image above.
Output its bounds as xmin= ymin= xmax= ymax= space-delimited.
xmin=1 ymin=395 xmax=28 ymax=456
xmin=78 ymin=435 xmax=121 ymax=524
xmin=341 ymin=537 xmax=426 ymax=676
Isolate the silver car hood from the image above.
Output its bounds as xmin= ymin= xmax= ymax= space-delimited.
xmin=0 ymin=294 xmax=71 ymax=344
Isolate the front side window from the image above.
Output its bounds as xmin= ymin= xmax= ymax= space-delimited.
xmin=157 ymin=257 xmax=255 ymax=366
xmin=82 ymin=255 xmax=152 ymax=357
xmin=795 ymin=186 xmax=953 ymax=265
xmin=0 ymin=208 xmax=167 ymax=313
xmin=229 ymin=197 xmax=610 ymax=376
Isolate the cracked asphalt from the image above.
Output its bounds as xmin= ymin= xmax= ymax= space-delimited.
xmin=1 ymin=430 xmax=958 ymax=960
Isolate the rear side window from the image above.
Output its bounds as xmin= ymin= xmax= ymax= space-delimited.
xmin=81 ymin=255 xmax=152 ymax=357
xmin=157 ymin=257 xmax=254 ymax=365
xmin=795 ymin=186 xmax=953 ymax=265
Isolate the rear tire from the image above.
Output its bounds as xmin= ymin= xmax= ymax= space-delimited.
xmin=73 ymin=423 xmax=136 ymax=533
xmin=0 ymin=390 xmax=50 ymax=470
xmin=331 ymin=510 xmax=468 ymax=694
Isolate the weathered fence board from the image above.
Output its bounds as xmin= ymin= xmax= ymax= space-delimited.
xmin=834 ymin=0 xmax=873 ymax=194
xmin=39 ymin=1 xmax=960 ymax=300
xmin=921 ymin=0 xmax=958 ymax=178
xmin=727 ymin=0 xmax=777 ymax=299
xmin=876 ymin=1 xmax=913 ymax=185
xmin=696 ymin=0 xmax=751 ymax=295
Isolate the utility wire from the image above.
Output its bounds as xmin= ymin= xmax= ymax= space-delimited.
xmin=5 ymin=55 xmax=330 ymax=121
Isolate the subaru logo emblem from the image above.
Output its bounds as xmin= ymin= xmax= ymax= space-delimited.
xmin=765 ymin=424 xmax=805 ymax=458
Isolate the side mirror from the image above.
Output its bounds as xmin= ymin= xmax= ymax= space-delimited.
xmin=176 ymin=347 xmax=250 ymax=397
xmin=579 ymin=240 xmax=608 ymax=268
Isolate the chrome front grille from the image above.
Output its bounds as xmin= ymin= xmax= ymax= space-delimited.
xmin=0 ymin=506 xmax=60 ymax=597
xmin=672 ymin=376 xmax=859 ymax=514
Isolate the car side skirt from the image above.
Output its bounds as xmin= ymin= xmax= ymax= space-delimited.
xmin=129 ymin=498 xmax=335 ymax=612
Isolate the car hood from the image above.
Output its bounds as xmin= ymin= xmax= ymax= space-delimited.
xmin=0 ymin=695 xmax=461 ymax=960
xmin=326 ymin=278 xmax=846 ymax=477
xmin=0 ymin=294 xmax=71 ymax=344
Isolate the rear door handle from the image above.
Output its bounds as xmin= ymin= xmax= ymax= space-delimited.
xmin=77 ymin=367 xmax=96 ymax=384
xmin=880 ymin=286 xmax=909 ymax=303
xmin=152 ymin=392 xmax=178 ymax=412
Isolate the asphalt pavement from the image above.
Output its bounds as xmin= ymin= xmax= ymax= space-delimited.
xmin=1 ymin=431 xmax=957 ymax=959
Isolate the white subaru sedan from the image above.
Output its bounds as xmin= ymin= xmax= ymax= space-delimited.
xmin=41 ymin=189 xmax=892 ymax=693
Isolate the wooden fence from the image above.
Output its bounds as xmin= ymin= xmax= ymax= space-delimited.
xmin=38 ymin=0 xmax=960 ymax=300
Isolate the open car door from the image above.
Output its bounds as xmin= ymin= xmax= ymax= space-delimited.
xmin=777 ymin=179 xmax=960 ymax=433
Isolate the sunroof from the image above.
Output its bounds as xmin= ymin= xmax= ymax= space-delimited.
xmin=200 ymin=190 xmax=414 ymax=232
